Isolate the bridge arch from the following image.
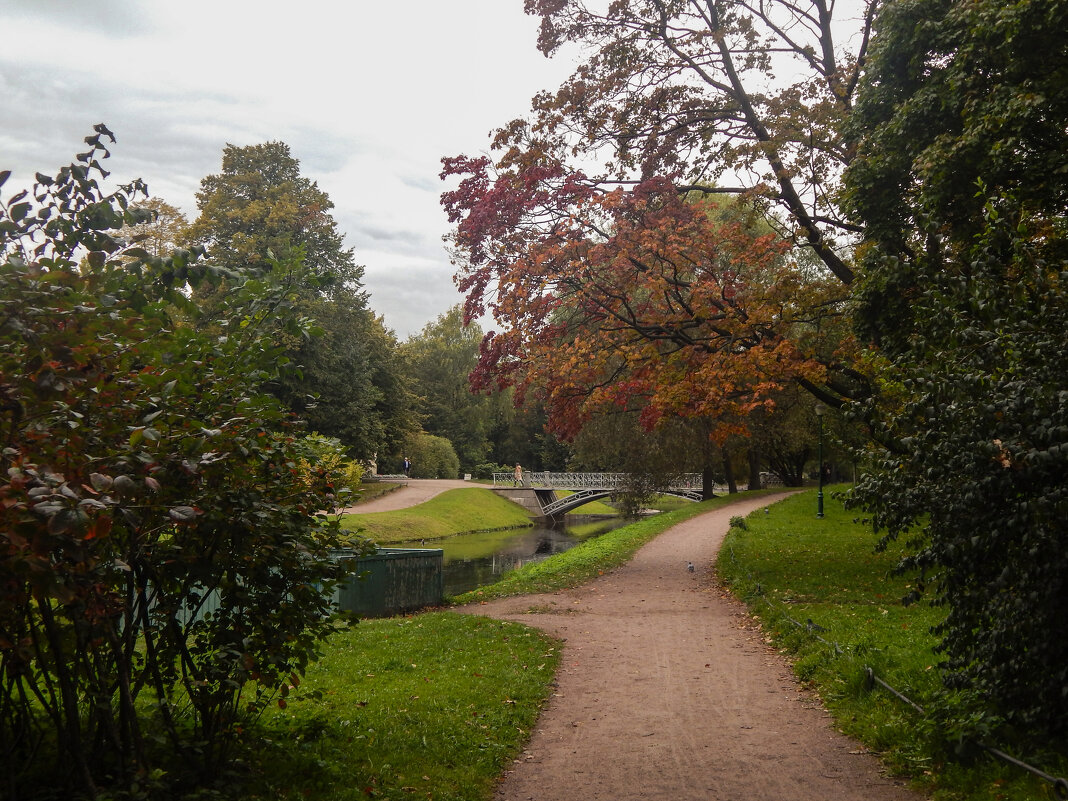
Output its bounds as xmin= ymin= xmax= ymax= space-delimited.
xmin=492 ymin=472 xmax=709 ymax=519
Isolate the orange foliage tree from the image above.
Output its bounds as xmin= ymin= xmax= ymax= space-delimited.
xmin=443 ymin=169 xmax=848 ymax=443
xmin=441 ymin=0 xmax=875 ymax=445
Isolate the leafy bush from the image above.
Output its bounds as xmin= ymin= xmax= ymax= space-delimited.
xmin=403 ymin=432 xmax=460 ymax=479
xmin=293 ymin=433 xmax=365 ymax=506
xmin=473 ymin=461 xmax=513 ymax=480
xmin=0 ymin=128 xmax=368 ymax=798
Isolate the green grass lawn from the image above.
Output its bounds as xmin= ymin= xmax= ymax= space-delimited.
xmin=717 ymin=487 xmax=1068 ymax=801
xmin=338 ymin=488 xmax=533 ymax=544
xmin=242 ymin=613 xmax=560 ymax=801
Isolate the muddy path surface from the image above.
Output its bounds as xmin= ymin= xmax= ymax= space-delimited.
xmin=458 ymin=494 xmax=924 ymax=801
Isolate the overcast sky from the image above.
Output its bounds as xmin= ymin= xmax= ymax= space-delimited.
xmin=0 ymin=0 xmax=576 ymax=338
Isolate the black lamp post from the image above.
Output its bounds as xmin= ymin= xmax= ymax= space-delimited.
xmin=815 ymin=403 xmax=825 ymax=518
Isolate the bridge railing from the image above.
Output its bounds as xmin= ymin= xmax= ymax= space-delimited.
xmin=492 ymin=472 xmax=706 ymax=492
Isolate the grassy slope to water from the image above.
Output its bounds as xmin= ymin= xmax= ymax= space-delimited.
xmin=339 ymin=488 xmax=533 ymax=543
xmin=340 ymin=487 xmax=621 ymax=545
xmin=717 ymin=488 xmax=1068 ymax=801
xmin=453 ymin=490 xmax=783 ymax=604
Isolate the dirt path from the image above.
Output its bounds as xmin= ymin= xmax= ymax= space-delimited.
xmin=339 ymin=479 xmax=476 ymax=514
xmin=459 ymin=494 xmax=924 ymax=801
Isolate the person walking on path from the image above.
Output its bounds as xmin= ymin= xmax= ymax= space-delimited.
xmin=460 ymin=494 xmax=923 ymax=801
xmin=513 ymin=463 xmax=523 ymax=486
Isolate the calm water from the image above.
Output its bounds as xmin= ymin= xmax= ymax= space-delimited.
xmin=438 ymin=516 xmax=630 ymax=596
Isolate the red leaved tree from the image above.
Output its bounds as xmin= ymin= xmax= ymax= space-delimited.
xmin=441 ymin=0 xmax=875 ymax=456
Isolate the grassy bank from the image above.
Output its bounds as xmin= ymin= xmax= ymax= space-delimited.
xmin=717 ymin=488 xmax=1068 ymax=801
xmin=452 ymin=489 xmax=783 ymax=604
xmin=243 ymin=612 xmax=560 ymax=801
xmin=339 ymin=488 xmax=533 ymax=543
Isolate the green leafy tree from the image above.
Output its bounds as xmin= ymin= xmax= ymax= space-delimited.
xmin=402 ymin=432 xmax=461 ymax=479
xmin=275 ymin=295 xmax=418 ymax=462
xmin=188 ymin=141 xmax=414 ymax=460
xmin=0 ymin=130 xmax=365 ymax=798
xmin=187 ymin=141 xmax=361 ymax=288
xmin=402 ymin=306 xmax=496 ymax=474
xmin=120 ymin=196 xmax=190 ymax=257
xmin=843 ymin=0 xmax=1068 ymax=739
xmin=571 ymin=413 xmax=709 ymax=509
xmin=485 ymin=393 xmax=571 ymax=473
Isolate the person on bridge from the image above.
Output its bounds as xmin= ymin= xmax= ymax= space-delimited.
xmin=513 ymin=463 xmax=523 ymax=486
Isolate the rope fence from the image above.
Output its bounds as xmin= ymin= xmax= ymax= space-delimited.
xmin=727 ymin=546 xmax=1068 ymax=799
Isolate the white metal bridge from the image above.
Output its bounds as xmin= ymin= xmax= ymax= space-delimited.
xmin=491 ymin=472 xmax=715 ymax=517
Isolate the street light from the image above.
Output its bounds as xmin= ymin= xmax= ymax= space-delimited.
xmin=815 ymin=403 xmax=825 ymax=518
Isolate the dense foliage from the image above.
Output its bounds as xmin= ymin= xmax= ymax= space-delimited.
xmin=441 ymin=0 xmax=875 ymax=434
xmin=843 ymin=0 xmax=1068 ymax=738
xmin=0 ymin=130 xmax=364 ymax=798
xmin=400 ymin=432 xmax=461 ymax=480
xmin=187 ymin=141 xmax=416 ymax=461
xmin=187 ymin=141 xmax=358 ymax=286
xmin=402 ymin=306 xmax=496 ymax=474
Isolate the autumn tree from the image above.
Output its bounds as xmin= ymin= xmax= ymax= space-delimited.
xmin=0 ymin=131 xmax=362 ymax=798
xmin=841 ymin=0 xmax=1068 ymax=739
xmin=446 ymin=178 xmax=844 ymax=446
xmin=120 ymin=196 xmax=190 ymax=257
xmin=441 ymin=0 xmax=875 ymax=458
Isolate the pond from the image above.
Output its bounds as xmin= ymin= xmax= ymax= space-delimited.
xmin=438 ymin=516 xmax=632 ymax=596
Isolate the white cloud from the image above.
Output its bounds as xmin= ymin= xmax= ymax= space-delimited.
xmin=0 ymin=0 xmax=576 ymax=337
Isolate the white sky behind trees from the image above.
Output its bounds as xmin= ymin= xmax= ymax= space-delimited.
xmin=0 ymin=0 xmax=576 ymax=338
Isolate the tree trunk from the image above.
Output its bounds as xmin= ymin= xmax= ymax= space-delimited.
xmin=701 ymin=460 xmax=717 ymax=500
xmin=747 ymin=448 xmax=762 ymax=491
xmin=721 ymin=446 xmax=738 ymax=494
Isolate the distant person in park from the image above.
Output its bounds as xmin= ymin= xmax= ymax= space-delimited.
xmin=514 ymin=463 xmax=523 ymax=486
xmin=403 ymin=456 xmax=411 ymax=477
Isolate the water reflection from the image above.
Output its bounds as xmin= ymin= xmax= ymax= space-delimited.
xmin=440 ymin=516 xmax=630 ymax=596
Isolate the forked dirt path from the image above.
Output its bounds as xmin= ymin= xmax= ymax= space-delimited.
xmin=338 ymin=479 xmax=474 ymax=514
xmin=459 ymin=493 xmax=925 ymax=801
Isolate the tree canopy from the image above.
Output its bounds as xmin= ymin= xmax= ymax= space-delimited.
xmin=188 ymin=141 xmax=362 ymax=289
xmin=843 ymin=0 xmax=1068 ymax=738
xmin=402 ymin=306 xmax=497 ymax=474
xmin=441 ymin=0 xmax=874 ymax=443
xmin=188 ymin=141 xmax=414 ymax=461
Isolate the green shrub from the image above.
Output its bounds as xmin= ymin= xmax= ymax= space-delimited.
xmin=0 ymin=130 xmax=365 ymax=798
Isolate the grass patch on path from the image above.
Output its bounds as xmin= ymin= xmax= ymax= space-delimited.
xmin=717 ymin=487 xmax=1068 ymax=801
xmin=339 ymin=488 xmax=533 ymax=544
